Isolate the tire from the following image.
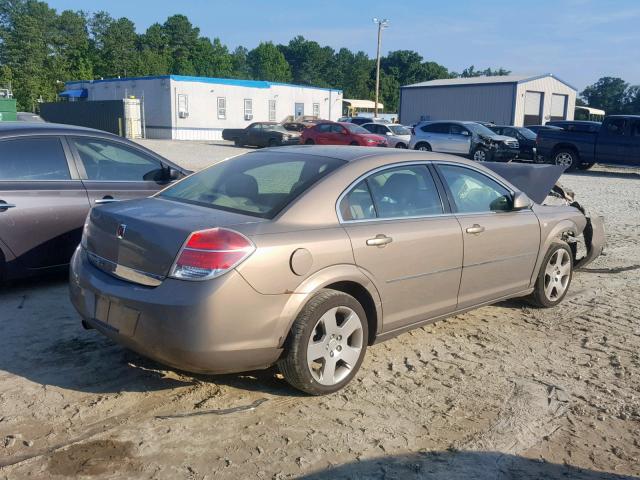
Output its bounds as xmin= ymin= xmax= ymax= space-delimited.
xmin=578 ymin=162 xmax=595 ymax=171
xmin=234 ymin=139 xmax=243 ymax=147
xmin=278 ymin=289 xmax=369 ymax=395
xmin=268 ymin=138 xmax=278 ymax=147
xmin=414 ymin=142 xmax=431 ymax=151
xmin=471 ymin=147 xmax=489 ymax=162
xmin=528 ymin=242 xmax=573 ymax=308
xmin=349 ymin=141 xmax=359 ymax=146
xmin=553 ymin=149 xmax=579 ymax=171
xmin=304 ymin=139 xmax=315 ymax=145
xmin=394 ymin=143 xmax=407 ymax=149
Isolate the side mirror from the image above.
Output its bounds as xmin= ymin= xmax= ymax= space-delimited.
xmin=512 ymin=191 xmax=533 ymax=210
xmin=461 ymin=130 xmax=471 ymax=136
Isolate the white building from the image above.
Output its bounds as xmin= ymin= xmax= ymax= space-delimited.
xmin=400 ymin=74 xmax=577 ymax=127
xmin=63 ymin=75 xmax=343 ymax=140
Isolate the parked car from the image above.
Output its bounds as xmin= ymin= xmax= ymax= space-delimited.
xmin=546 ymin=120 xmax=601 ymax=132
xmin=0 ymin=123 xmax=189 ymax=281
xmin=70 ymin=147 xmax=603 ymax=395
xmin=526 ymin=125 xmax=563 ymax=135
xmin=489 ymin=126 xmax=539 ymax=161
xmin=362 ymin=123 xmax=411 ymax=148
xmin=282 ymin=122 xmax=306 ymax=132
xmin=537 ymin=115 xmax=640 ymax=170
xmin=409 ymin=121 xmax=520 ymax=161
xmin=338 ymin=117 xmax=389 ymax=126
xmin=222 ymin=122 xmax=301 ymax=147
xmin=301 ymin=122 xmax=388 ymax=147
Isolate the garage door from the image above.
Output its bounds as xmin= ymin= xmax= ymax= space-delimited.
xmin=524 ymin=91 xmax=543 ymax=126
xmin=550 ymin=94 xmax=568 ymax=122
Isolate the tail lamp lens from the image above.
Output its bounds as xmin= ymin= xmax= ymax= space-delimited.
xmin=170 ymin=228 xmax=255 ymax=280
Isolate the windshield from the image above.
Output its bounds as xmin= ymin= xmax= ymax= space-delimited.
xmin=264 ymin=124 xmax=289 ymax=133
xmin=388 ymin=125 xmax=411 ymax=135
xmin=159 ymin=152 xmax=345 ymax=219
xmin=518 ymin=128 xmax=537 ymax=140
xmin=465 ymin=123 xmax=499 ymax=136
xmin=343 ymin=123 xmax=370 ymax=134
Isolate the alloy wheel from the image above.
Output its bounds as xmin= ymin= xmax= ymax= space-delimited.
xmin=473 ymin=149 xmax=487 ymax=161
xmin=555 ymin=152 xmax=573 ymax=168
xmin=306 ymin=306 xmax=364 ymax=386
xmin=543 ymin=249 xmax=571 ymax=301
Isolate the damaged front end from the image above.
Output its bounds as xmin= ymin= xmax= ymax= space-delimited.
xmin=546 ymin=183 xmax=605 ymax=269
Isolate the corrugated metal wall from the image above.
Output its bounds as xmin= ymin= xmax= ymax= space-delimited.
xmin=400 ymin=83 xmax=516 ymax=126
xmin=40 ymin=100 xmax=126 ymax=135
xmin=514 ymin=77 xmax=576 ymax=126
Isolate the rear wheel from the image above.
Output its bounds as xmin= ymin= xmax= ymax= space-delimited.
xmin=394 ymin=143 xmax=407 ymax=149
xmin=349 ymin=141 xmax=359 ymax=146
xmin=234 ymin=139 xmax=243 ymax=147
xmin=528 ymin=242 xmax=573 ymax=308
xmin=553 ymin=149 xmax=579 ymax=171
xmin=304 ymin=139 xmax=315 ymax=145
xmin=578 ymin=162 xmax=595 ymax=171
xmin=414 ymin=142 xmax=431 ymax=151
xmin=278 ymin=289 xmax=368 ymax=395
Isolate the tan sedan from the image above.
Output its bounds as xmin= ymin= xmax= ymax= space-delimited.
xmin=70 ymin=147 xmax=604 ymax=395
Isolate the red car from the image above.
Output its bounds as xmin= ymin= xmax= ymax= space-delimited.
xmin=300 ymin=122 xmax=388 ymax=147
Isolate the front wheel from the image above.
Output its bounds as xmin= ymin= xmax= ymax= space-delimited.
xmin=349 ymin=141 xmax=359 ymax=146
xmin=234 ymin=139 xmax=243 ymax=147
xmin=414 ymin=142 xmax=431 ymax=151
xmin=394 ymin=143 xmax=407 ymax=149
xmin=528 ymin=242 xmax=573 ymax=308
xmin=304 ymin=139 xmax=315 ymax=145
xmin=472 ymin=147 xmax=489 ymax=162
xmin=554 ymin=149 xmax=579 ymax=171
xmin=268 ymin=138 xmax=278 ymax=147
xmin=278 ymin=289 xmax=368 ymax=395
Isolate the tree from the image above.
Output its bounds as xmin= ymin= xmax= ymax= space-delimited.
xmin=192 ymin=37 xmax=233 ymax=78
xmin=278 ymin=36 xmax=334 ymax=87
xmin=54 ymin=10 xmax=93 ymax=82
xmin=230 ymin=46 xmax=251 ymax=79
xmin=96 ymin=17 xmax=140 ymax=78
xmin=581 ymin=77 xmax=629 ymax=115
xmin=247 ymin=42 xmax=291 ymax=82
xmin=162 ymin=14 xmax=199 ymax=75
xmin=454 ymin=65 xmax=511 ymax=78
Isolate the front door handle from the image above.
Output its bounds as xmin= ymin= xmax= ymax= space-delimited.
xmin=0 ymin=202 xmax=16 ymax=211
xmin=466 ymin=224 xmax=485 ymax=234
xmin=366 ymin=234 xmax=393 ymax=247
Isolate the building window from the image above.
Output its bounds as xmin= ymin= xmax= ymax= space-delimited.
xmin=217 ymin=97 xmax=226 ymax=120
xmin=269 ymin=99 xmax=276 ymax=122
xmin=177 ymin=94 xmax=189 ymax=119
xmin=244 ymin=99 xmax=253 ymax=120
xmin=313 ymin=103 xmax=320 ymax=118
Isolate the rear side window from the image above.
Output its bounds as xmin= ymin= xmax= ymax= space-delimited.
xmin=421 ymin=123 xmax=448 ymax=134
xmin=632 ymin=120 xmax=640 ymax=137
xmin=160 ymin=152 xmax=345 ymax=219
xmin=0 ymin=137 xmax=70 ymax=181
xmin=340 ymin=165 xmax=443 ymax=221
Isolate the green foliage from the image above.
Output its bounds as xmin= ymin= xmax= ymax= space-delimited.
xmin=580 ymin=76 xmax=639 ymax=115
xmin=0 ymin=0 xmax=517 ymax=113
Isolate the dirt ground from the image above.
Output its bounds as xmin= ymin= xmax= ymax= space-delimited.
xmin=1 ymin=142 xmax=639 ymax=479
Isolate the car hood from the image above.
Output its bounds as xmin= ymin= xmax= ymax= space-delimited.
xmin=482 ymin=163 xmax=566 ymax=204
xmin=483 ymin=134 xmax=517 ymax=143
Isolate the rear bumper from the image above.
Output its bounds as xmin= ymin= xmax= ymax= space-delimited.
xmin=69 ymin=247 xmax=287 ymax=374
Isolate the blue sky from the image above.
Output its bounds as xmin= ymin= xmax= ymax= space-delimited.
xmin=48 ymin=0 xmax=640 ymax=92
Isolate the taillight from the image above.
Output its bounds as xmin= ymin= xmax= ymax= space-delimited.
xmin=170 ymin=228 xmax=255 ymax=281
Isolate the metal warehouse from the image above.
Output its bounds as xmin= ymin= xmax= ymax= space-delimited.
xmin=400 ymin=74 xmax=576 ymax=127
xmin=63 ymin=75 xmax=343 ymax=140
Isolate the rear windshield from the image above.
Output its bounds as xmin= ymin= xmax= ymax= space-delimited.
xmin=343 ymin=123 xmax=370 ymax=134
xmin=388 ymin=125 xmax=411 ymax=135
xmin=158 ymin=152 xmax=345 ymax=219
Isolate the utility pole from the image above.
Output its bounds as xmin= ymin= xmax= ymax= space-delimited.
xmin=373 ymin=18 xmax=389 ymax=118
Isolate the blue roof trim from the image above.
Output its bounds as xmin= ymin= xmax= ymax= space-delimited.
xmin=58 ymin=88 xmax=88 ymax=98
xmin=66 ymin=75 xmax=342 ymax=93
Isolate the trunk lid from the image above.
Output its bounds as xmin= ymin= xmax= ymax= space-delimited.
xmin=84 ymin=197 xmax=264 ymax=278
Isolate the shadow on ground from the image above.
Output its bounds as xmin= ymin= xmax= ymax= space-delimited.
xmin=568 ymin=169 xmax=640 ymax=180
xmin=299 ymin=451 xmax=639 ymax=480
xmin=0 ymin=274 xmax=304 ymax=397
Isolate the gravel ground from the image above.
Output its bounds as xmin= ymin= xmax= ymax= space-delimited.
xmin=0 ymin=142 xmax=639 ymax=479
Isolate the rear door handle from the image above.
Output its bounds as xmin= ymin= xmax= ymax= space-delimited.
xmin=95 ymin=198 xmax=120 ymax=205
xmin=466 ymin=224 xmax=485 ymax=234
xmin=0 ymin=202 xmax=16 ymax=211
xmin=366 ymin=234 xmax=393 ymax=247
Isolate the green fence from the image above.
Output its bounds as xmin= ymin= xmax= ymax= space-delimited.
xmin=0 ymin=99 xmax=17 ymax=121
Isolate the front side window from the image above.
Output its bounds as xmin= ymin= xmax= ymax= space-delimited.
xmin=269 ymin=99 xmax=276 ymax=122
xmin=438 ymin=164 xmax=513 ymax=213
xmin=71 ymin=137 xmax=164 ymax=181
xmin=421 ymin=123 xmax=448 ymax=134
xmin=317 ymin=123 xmax=332 ymax=133
xmin=449 ymin=124 xmax=469 ymax=136
xmin=340 ymin=165 xmax=443 ymax=221
xmin=217 ymin=97 xmax=226 ymax=119
xmin=160 ymin=152 xmax=345 ymax=219
xmin=606 ymin=118 xmax=626 ymax=135
xmin=0 ymin=137 xmax=70 ymax=181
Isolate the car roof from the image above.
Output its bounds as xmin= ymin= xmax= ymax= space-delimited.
xmin=0 ymin=121 xmax=113 ymax=138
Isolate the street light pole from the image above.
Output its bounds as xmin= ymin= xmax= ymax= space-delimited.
xmin=373 ymin=18 xmax=389 ymax=118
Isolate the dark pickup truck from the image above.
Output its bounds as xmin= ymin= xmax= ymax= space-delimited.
xmin=222 ymin=122 xmax=301 ymax=148
xmin=537 ymin=115 xmax=640 ymax=170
